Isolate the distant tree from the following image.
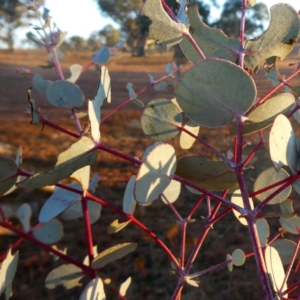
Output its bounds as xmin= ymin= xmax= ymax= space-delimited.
xmin=86 ymin=31 xmax=104 ymax=52
xmin=99 ymin=24 xmax=120 ymax=47
xmin=0 ymin=0 xmax=43 ymax=51
xmin=97 ymin=0 xmax=214 ymax=56
xmin=68 ymin=36 xmax=88 ymax=51
xmin=212 ymin=0 xmax=269 ymax=38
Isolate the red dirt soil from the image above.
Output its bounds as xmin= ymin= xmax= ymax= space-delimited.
xmin=0 ymin=46 xmax=299 ymax=299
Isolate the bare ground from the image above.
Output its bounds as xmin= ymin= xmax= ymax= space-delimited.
xmin=0 ymin=47 xmax=299 ymax=299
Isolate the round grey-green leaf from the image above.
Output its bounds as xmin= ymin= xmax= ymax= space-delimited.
xmin=175 ymin=58 xmax=256 ymax=127
xmin=253 ymin=167 xmax=291 ymax=205
xmin=141 ymin=99 xmax=182 ymax=141
xmin=46 ymin=80 xmax=84 ymax=108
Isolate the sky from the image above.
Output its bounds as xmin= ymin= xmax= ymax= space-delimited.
xmin=13 ymin=0 xmax=300 ymax=48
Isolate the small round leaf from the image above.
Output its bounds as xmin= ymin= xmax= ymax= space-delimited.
xmin=46 ymin=80 xmax=84 ymax=108
xmin=141 ymin=99 xmax=182 ymax=141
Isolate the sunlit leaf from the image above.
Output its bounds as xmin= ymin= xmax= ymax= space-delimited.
xmin=18 ymin=137 xmax=97 ymax=191
xmin=32 ymin=74 xmax=51 ymax=94
xmin=231 ymin=189 xmax=254 ymax=226
xmin=89 ymin=66 xmax=111 ymax=142
xmin=141 ymin=99 xmax=182 ymax=141
xmin=107 ymin=219 xmax=130 ymax=234
xmin=83 ymin=245 xmax=99 ymax=266
xmin=61 ymin=200 xmax=101 ymax=225
xmin=123 ymin=176 xmax=136 ymax=215
xmin=244 ymin=4 xmax=300 ymax=70
xmin=265 ymin=246 xmax=287 ymax=293
xmin=39 ymin=184 xmax=82 ymax=223
xmin=16 ymin=203 xmax=31 ymax=232
xmin=176 ymin=156 xmax=237 ymax=190
xmin=45 ymin=264 xmax=83 ymax=290
xmin=71 ymin=166 xmax=90 ymax=193
xmin=55 ymin=31 xmax=68 ymax=48
xmin=253 ymin=168 xmax=291 ymax=205
xmin=79 ymin=278 xmax=106 ymax=300
xmin=175 ymin=59 xmax=256 ymax=127
xmin=269 ymin=114 xmax=297 ymax=172
xmin=263 ymin=57 xmax=280 ymax=86
xmin=230 ymin=93 xmax=295 ymax=136
xmin=180 ymin=6 xmax=240 ymax=63
xmin=119 ymin=276 xmax=131 ymax=297
xmin=161 ymin=180 xmax=181 ymax=204
xmin=256 ymin=218 xmax=269 ymax=247
xmin=33 ymin=218 xmax=63 ymax=244
xmin=135 ymin=143 xmax=176 ymax=204
xmin=141 ymin=0 xmax=188 ymax=47
xmin=272 ymin=239 xmax=297 ymax=265
xmin=232 ymin=249 xmax=246 ymax=266
xmin=67 ymin=64 xmax=83 ymax=83
xmin=46 ymin=80 xmax=84 ymax=108
xmin=186 ymin=278 xmax=199 ymax=287
xmin=92 ymin=243 xmax=137 ymax=269
xmin=0 ymin=246 xmax=19 ymax=299
xmin=179 ymin=119 xmax=200 ymax=149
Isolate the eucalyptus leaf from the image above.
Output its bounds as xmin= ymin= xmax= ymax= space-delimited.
xmin=230 ymin=93 xmax=295 ymax=136
xmin=141 ymin=0 xmax=188 ymax=47
xmin=0 ymin=247 xmax=19 ymax=299
xmin=232 ymin=249 xmax=246 ymax=266
xmin=39 ymin=184 xmax=82 ymax=223
xmin=0 ymin=158 xmax=18 ymax=196
xmin=33 ymin=218 xmax=63 ymax=244
xmin=176 ymin=156 xmax=238 ymax=190
xmin=92 ymin=243 xmax=137 ymax=269
xmin=92 ymin=46 xmax=110 ymax=64
xmin=244 ymin=4 xmax=300 ymax=70
xmin=141 ymin=99 xmax=182 ymax=141
xmin=265 ymin=246 xmax=287 ymax=293
xmin=123 ymin=176 xmax=136 ymax=215
xmin=272 ymin=239 xmax=297 ymax=265
xmin=135 ymin=143 xmax=176 ymax=204
xmin=256 ymin=218 xmax=269 ymax=247
xmin=180 ymin=6 xmax=239 ymax=63
xmin=107 ymin=219 xmax=131 ymax=234
xmin=32 ymin=74 xmax=51 ymax=94
xmin=269 ymin=114 xmax=297 ymax=172
xmin=61 ymin=200 xmax=101 ymax=224
xmin=79 ymin=278 xmax=106 ymax=300
xmin=45 ymin=264 xmax=83 ymax=290
xmin=16 ymin=203 xmax=32 ymax=232
xmin=231 ymin=189 xmax=254 ymax=226
xmin=119 ymin=277 xmax=131 ymax=297
xmin=17 ymin=137 xmax=97 ymax=191
xmin=180 ymin=119 xmax=200 ymax=149
xmin=253 ymin=168 xmax=291 ymax=205
xmin=46 ymin=80 xmax=84 ymax=108
xmin=175 ymin=59 xmax=256 ymax=127
xmin=67 ymin=64 xmax=83 ymax=83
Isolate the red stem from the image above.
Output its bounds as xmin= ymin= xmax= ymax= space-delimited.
xmin=0 ymin=220 xmax=92 ymax=275
xmin=81 ymin=196 xmax=97 ymax=279
xmin=252 ymin=68 xmax=300 ymax=109
xmin=175 ymin=124 xmax=235 ymax=167
xmin=86 ymin=192 xmax=179 ymax=268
